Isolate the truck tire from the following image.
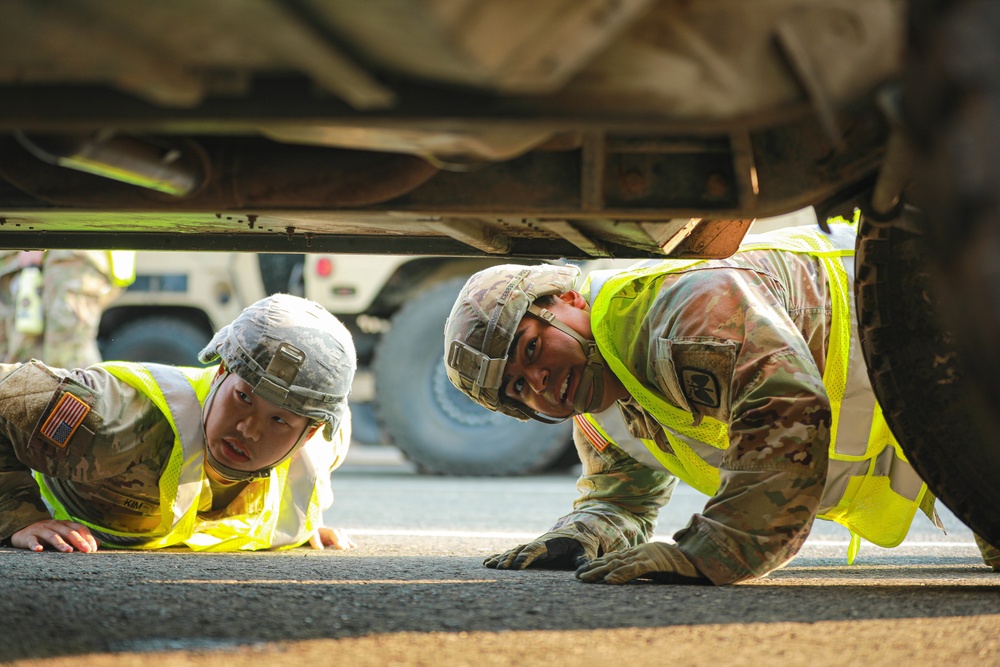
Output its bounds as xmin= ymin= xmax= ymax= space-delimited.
xmin=101 ymin=316 xmax=211 ymax=366
xmin=905 ymin=0 xmax=1000 ymax=407
xmin=890 ymin=0 xmax=1000 ymax=545
xmin=258 ymin=254 xmax=305 ymax=297
xmin=372 ymin=277 xmax=574 ymax=476
xmin=855 ymin=216 xmax=1000 ymax=545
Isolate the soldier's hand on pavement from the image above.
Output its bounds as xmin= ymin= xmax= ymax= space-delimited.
xmin=575 ymin=542 xmax=710 ymax=585
xmin=309 ymin=526 xmax=357 ymax=550
xmin=10 ymin=519 xmax=100 ymax=553
xmin=484 ymin=525 xmax=600 ymax=570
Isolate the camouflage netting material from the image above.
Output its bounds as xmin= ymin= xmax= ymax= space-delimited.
xmin=199 ymin=293 xmax=356 ymax=439
xmin=444 ymin=264 xmax=579 ymax=419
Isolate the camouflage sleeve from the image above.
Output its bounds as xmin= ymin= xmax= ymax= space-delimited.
xmin=646 ymin=263 xmax=830 ymax=584
xmin=0 ymin=363 xmax=58 ymax=540
xmin=0 ymin=361 xmax=170 ymax=541
xmin=544 ymin=421 xmax=677 ymax=555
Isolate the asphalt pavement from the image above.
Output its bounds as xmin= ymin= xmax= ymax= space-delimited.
xmin=2 ymin=444 xmax=998 ymax=667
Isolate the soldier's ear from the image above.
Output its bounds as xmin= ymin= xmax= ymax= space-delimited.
xmin=557 ymin=290 xmax=588 ymax=310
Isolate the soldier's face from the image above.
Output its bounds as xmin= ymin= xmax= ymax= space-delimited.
xmin=502 ymin=291 xmax=597 ymax=419
xmin=204 ymin=373 xmax=313 ymax=473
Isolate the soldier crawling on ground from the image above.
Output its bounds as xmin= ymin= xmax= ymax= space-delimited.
xmin=0 ymin=293 xmax=358 ymax=553
xmin=444 ymin=220 xmax=1000 ymax=585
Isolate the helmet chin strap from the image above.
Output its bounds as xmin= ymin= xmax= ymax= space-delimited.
xmin=201 ymin=371 xmax=311 ymax=483
xmin=515 ymin=304 xmax=606 ymax=420
xmin=572 ymin=345 xmax=605 ymax=414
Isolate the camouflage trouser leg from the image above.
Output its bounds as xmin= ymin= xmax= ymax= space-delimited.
xmin=974 ymin=534 xmax=1000 ymax=572
xmin=2 ymin=256 xmax=120 ymax=368
xmin=39 ymin=256 xmax=121 ymax=368
xmin=0 ymin=271 xmax=19 ymax=362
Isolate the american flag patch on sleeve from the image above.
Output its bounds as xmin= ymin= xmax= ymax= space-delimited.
xmin=573 ymin=414 xmax=609 ymax=452
xmin=40 ymin=392 xmax=91 ymax=448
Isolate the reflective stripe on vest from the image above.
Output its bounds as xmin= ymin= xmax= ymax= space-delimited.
xmin=585 ymin=223 xmax=926 ymax=552
xmin=145 ymin=363 xmax=210 ymax=543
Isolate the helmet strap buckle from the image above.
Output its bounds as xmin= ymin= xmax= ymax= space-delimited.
xmin=448 ymin=340 xmax=505 ymax=399
xmin=253 ymin=342 xmax=304 ymax=404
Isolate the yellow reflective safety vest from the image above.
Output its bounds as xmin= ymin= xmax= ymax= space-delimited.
xmin=77 ymin=250 xmax=136 ymax=287
xmin=582 ymin=223 xmax=927 ymax=561
xmin=106 ymin=251 xmax=137 ymax=288
xmin=36 ymin=362 xmax=333 ymax=551
xmin=0 ymin=250 xmax=135 ymax=287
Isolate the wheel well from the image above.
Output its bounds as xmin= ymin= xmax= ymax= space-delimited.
xmin=98 ymin=306 xmax=215 ymax=343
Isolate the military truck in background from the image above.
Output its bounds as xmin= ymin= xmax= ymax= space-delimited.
xmin=97 ymin=252 xmax=577 ymax=476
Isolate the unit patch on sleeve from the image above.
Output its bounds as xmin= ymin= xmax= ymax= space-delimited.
xmin=654 ymin=337 xmax=736 ymax=422
xmin=39 ymin=392 xmax=91 ymax=448
xmin=680 ymin=367 xmax=721 ymax=409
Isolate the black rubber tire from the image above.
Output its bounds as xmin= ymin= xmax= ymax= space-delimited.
xmin=372 ymin=277 xmax=574 ymax=476
xmin=348 ymin=400 xmax=384 ymax=446
xmin=101 ymin=316 xmax=212 ymax=366
xmin=904 ymin=0 xmax=1000 ymax=413
xmin=855 ymin=216 xmax=1000 ymax=545
xmin=257 ymin=254 xmax=305 ymax=297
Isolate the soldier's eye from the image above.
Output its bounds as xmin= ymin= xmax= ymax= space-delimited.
xmin=526 ymin=339 xmax=537 ymax=360
xmin=236 ymin=390 xmax=251 ymax=403
xmin=513 ymin=378 xmax=525 ymax=394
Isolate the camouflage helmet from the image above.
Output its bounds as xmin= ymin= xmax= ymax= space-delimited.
xmin=444 ymin=263 xmax=580 ymax=420
xmin=199 ymin=293 xmax=356 ymax=440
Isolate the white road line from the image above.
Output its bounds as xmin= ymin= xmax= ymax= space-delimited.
xmin=799 ymin=541 xmax=978 ymax=549
xmin=346 ymin=528 xmax=545 ymax=539
xmin=344 ymin=528 xmax=978 ymax=548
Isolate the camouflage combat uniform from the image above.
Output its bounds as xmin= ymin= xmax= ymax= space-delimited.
xmin=531 ymin=227 xmax=937 ymax=584
xmin=0 ymin=360 xmax=349 ymax=548
xmin=0 ymin=250 xmax=130 ymax=368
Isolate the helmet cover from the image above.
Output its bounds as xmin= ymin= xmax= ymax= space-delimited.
xmin=199 ymin=293 xmax=356 ymax=440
